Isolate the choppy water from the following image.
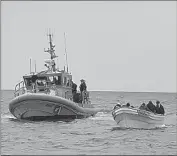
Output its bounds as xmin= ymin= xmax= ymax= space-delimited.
xmin=1 ymin=90 xmax=177 ymax=155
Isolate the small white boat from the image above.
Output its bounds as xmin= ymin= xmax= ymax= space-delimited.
xmin=112 ymin=107 xmax=165 ymax=129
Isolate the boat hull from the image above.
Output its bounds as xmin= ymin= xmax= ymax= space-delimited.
xmin=112 ymin=107 xmax=165 ymax=129
xmin=9 ymin=93 xmax=100 ymax=121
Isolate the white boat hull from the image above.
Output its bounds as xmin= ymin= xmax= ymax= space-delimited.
xmin=9 ymin=93 xmax=100 ymax=121
xmin=112 ymin=107 xmax=165 ymax=129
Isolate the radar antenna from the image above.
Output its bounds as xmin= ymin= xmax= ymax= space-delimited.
xmin=44 ymin=31 xmax=58 ymax=72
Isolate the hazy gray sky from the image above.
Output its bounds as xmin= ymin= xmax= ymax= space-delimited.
xmin=1 ymin=1 xmax=176 ymax=92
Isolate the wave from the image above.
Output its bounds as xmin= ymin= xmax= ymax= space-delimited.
xmin=1 ymin=114 xmax=16 ymax=119
xmin=111 ymin=124 xmax=167 ymax=131
xmin=1 ymin=114 xmax=17 ymax=124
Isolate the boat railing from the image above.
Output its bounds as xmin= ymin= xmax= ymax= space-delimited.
xmin=14 ymin=81 xmax=26 ymax=97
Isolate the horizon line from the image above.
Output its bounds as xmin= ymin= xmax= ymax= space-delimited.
xmin=0 ymin=89 xmax=176 ymax=94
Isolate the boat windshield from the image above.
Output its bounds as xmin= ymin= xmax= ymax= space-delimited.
xmin=36 ymin=79 xmax=47 ymax=86
xmin=47 ymin=76 xmax=62 ymax=85
xmin=24 ymin=74 xmax=72 ymax=91
xmin=24 ymin=76 xmax=47 ymax=88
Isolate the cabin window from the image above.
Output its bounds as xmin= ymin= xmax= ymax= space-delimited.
xmin=53 ymin=76 xmax=58 ymax=84
xmin=54 ymin=76 xmax=61 ymax=85
xmin=66 ymin=78 xmax=70 ymax=87
xmin=49 ymin=76 xmax=54 ymax=83
xmin=38 ymin=77 xmax=47 ymax=80
xmin=36 ymin=79 xmax=46 ymax=86
xmin=57 ymin=76 xmax=61 ymax=85
xmin=24 ymin=78 xmax=32 ymax=87
xmin=46 ymin=76 xmax=62 ymax=85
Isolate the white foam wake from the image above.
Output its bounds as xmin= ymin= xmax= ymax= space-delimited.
xmin=1 ymin=114 xmax=16 ymax=119
xmin=90 ymin=112 xmax=114 ymax=121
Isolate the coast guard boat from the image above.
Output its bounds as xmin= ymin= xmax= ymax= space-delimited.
xmin=112 ymin=104 xmax=165 ymax=129
xmin=9 ymin=33 xmax=100 ymax=121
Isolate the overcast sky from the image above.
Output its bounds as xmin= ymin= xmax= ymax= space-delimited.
xmin=1 ymin=1 xmax=176 ymax=92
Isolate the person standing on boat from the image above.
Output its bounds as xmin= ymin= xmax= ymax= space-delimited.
xmin=79 ymin=79 xmax=87 ymax=103
xmin=114 ymin=100 xmax=122 ymax=109
xmin=155 ymin=100 xmax=165 ymax=115
xmin=71 ymin=81 xmax=79 ymax=103
xmin=71 ymin=81 xmax=77 ymax=94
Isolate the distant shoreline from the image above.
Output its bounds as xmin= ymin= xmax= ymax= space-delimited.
xmin=91 ymin=90 xmax=176 ymax=93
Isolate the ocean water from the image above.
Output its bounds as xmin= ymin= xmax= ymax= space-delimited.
xmin=1 ymin=90 xmax=177 ymax=155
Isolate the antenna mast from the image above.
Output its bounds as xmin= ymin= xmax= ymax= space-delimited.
xmin=64 ymin=32 xmax=69 ymax=73
xmin=44 ymin=29 xmax=58 ymax=72
xmin=34 ymin=60 xmax=36 ymax=73
xmin=30 ymin=58 xmax=31 ymax=74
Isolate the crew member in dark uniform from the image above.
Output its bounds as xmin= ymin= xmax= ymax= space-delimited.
xmin=71 ymin=81 xmax=78 ymax=103
xmin=79 ymin=79 xmax=87 ymax=92
xmin=71 ymin=81 xmax=77 ymax=94
xmin=79 ymin=79 xmax=87 ymax=103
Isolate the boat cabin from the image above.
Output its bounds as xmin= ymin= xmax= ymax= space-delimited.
xmin=23 ymin=70 xmax=73 ymax=100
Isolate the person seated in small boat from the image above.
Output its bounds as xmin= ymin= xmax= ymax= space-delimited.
xmin=126 ymin=103 xmax=135 ymax=108
xmin=139 ymin=103 xmax=147 ymax=110
xmin=114 ymin=103 xmax=121 ymax=109
xmin=126 ymin=103 xmax=130 ymax=107
xmin=155 ymin=100 xmax=165 ymax=115
xmin=121 ymin=103 xmax=130 ymax=108
xmin=146 ymin=101 xmax=156 ymax=113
